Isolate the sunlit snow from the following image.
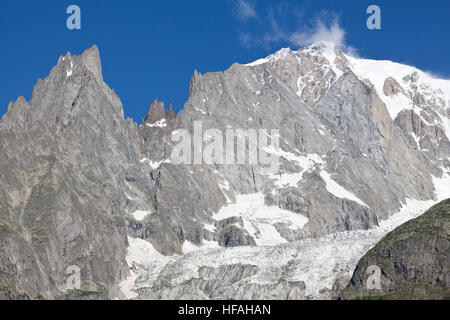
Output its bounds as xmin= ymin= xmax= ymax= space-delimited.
xmin=213 ymin=192 xmax=308 ymax=246
xmin=320 ymin=171 xmax=369 ymax=208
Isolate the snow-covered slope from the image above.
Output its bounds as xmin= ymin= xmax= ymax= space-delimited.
xmin=247 ymin=41 xmax=450 ymax=140
xmin=347 ymin=55 xmax=450 ymax=123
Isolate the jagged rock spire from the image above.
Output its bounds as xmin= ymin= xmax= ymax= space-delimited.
xmin=189 ymin=70 xmax=203 ymax=97
xmin=143 ymin=99 xmax=175 ymax=124
xmin=80 ymin=45 xmax=103 ymax=82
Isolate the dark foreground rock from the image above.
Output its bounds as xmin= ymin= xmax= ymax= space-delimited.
xmin=340 ymin=199 xmax=450 ymax=300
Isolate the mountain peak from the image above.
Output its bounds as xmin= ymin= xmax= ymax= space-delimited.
xmin=80 ymin=45 xmax=103 ymax=82
xmin=54 ymin=45 xmax=102 ymax=82
xmin=244 ymin=42 xmax=343 ymax=67
xmin=304 ymin=41 xmax=337 ymax=50
xmin=142 ymin=99 xmax=175 ymax=125
xmin=189 ymin=70 xmax=203 ymax=97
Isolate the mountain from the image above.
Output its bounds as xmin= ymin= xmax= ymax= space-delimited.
xmin=0 ymin=42 xmax=449 ymax=299
xmin=340 ymin=198 xmax=450 ymax=300
xmin=0 ymin=47 xmax=145 ymax=299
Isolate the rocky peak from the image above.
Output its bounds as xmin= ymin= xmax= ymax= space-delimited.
xmin=1 ymin=46 xmax=108 ymax=131
xmin=244 ymin=42 xmax=351 ymax=106
xmin=0 ymin=96 xmax=31 ymax=130
xmin=54 ymin=45 xmax=103 ymax=82
xmin=142 ymin=99 xmax=175 ymax=125
xmin=188 ymin=70 xmax=203 ymax=97
xmin=80 ymin=45 xmax=103 ymax=82
xmin=51 ymin=45 xmax=103 ymax=84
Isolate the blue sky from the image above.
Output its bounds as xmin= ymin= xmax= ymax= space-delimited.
xmin=1 ymin=0 xmax=449 ymax=122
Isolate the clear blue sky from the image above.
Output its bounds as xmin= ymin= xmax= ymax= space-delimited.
xmin=1 ymin=0 xmax=449 ymax=122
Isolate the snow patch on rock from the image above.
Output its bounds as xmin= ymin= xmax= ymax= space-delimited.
xmin=140 ymin=157 xmax=171 ymax=170
xmin=132 ymin=210 xmax=153 ymax=221
xmin=320 ymin=171 xmax=369 ymax=208
xmin=213 ymin=193 xmax=308 ymax=246
xmin=145 ymin=118 xmax=167 ymax=128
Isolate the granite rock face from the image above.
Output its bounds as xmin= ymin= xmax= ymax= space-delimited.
xmin=0 ymin=47 xmax=146 ymax=299
xmin=0 ymin=42 xmax=449 ymax=299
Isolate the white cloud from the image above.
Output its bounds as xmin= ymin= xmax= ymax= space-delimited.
xmin=238 ymin=32 xmax=252 ymax=48
xmin=423 ymin=69 xmax=450 ymax=80
xmin=289 ymin=19 xmax=345 ymax=48
xmin=234 ymin=6 xmax=357 ymax=56
xmin=288 ymin=17 xmax=357 ymax=56
xmin=236 ymin=0 xmax=258 ymax=21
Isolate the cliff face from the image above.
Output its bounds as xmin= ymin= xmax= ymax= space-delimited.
xmin=340 ymin=199 xmax=450 ymax=300
xmin=0 ymin=47 xmax=148 ymax=299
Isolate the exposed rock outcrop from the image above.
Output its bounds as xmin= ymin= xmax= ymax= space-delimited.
xmin=340 ymin=199 xmax=450 ymax=300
